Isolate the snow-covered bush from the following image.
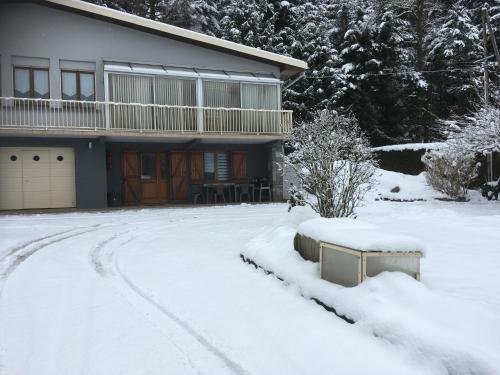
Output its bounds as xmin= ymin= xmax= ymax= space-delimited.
xmin=285 ymin=111 xmax=376 ymax=218
xmin=421 ymin=148 xmax=478 ymax=201
xmin=446 ymin=106 xmax=500 ymax=154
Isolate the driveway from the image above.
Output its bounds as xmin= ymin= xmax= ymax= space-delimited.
xmin=0 ymin=205 xmax=438 ymax=374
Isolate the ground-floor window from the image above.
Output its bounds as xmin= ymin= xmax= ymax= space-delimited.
xmin=140 ymin=153 xmax=156 ymax=180
xmin=204 ymin=151 xmax=230 ymax=181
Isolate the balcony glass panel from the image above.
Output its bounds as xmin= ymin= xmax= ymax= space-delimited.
xmin=154 ymin=77 xmax=196 ymax=106
xmin=154 ymin=76 xmax=197 ymax=132
xmin=241 ymin=83 xmax=279 ymax=133
xmin=203 ymin=81 xmax=241 ymax=132
xmin=203 ymin=81 xmax=240 ymax=108
xmin=241 ymin=83 xmax=278 ymax=110
xmin=108 ymin=73 xmax=153 ymax=130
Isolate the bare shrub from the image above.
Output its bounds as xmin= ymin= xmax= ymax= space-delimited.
xmin=285 ymin=111 xmax=376 ymax=218
xmin=422 ymin=148 xmax=478 ymax=201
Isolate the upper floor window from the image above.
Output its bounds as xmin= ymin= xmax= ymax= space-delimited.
xmin=61 ymin=71 xmax=95 ymax=101
xmin=203 ymin=81 xmax=279 ymax=110
xmin=14 ymin=67 xmax=49 ymax=99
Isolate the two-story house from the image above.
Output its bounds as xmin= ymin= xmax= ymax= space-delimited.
xmin=0 ymin=0 xmax=307 ymax=210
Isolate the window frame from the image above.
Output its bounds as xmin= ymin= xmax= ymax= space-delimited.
xmin=61 ymin=69 xmax=95 ymax=101
xmin=13 ymin=66 xmax=50 ymax=99
xmin=203 ymin=151 xmax=230 ymax=182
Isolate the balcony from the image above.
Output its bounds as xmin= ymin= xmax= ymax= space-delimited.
xmin=0 ymin=97 xmax=292 ymax=138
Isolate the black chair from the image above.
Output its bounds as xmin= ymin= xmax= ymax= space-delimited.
xmin=192 ymin=185 xmax=205 ymax=204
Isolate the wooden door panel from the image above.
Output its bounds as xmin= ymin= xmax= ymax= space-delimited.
xmin=140 ymin=152 xmax=158 ymax=203
xmin=122 ymin=151 xmax=140 ymax=205
xmin=141 ymin=182 xmax=158 ymax=201
xmin=171 ymin=151 xmax=188 ymax=203
xmin=231 ymin=151 xmax=247 ymax=182
xmin=158 ymin=153 xmax=168 ymax=203
xmin=190 ymin=151 xmax=204 ymax=183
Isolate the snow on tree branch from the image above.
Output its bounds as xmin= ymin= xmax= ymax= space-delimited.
xmin=446 ymin=105 xmax=500 ymax=154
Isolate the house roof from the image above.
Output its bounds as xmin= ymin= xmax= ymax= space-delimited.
xmin=40 ymin=0 xmax=308 ymax=80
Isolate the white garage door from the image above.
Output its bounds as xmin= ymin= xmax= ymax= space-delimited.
xmin=0 ymin=147 xmax=76 ymax=210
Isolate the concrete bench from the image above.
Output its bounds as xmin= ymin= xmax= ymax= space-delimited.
xmin=296 ymin=218 xmax=424 ymax=287
xmin=320 ymin=241 xmax=421 ymax=287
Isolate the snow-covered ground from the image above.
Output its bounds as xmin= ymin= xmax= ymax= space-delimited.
xmin=1 ymin=172 xmax=499 ymax=375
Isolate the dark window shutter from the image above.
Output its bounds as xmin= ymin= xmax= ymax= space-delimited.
xmin=231 ymin=151 xmax=247 ymax=182
xmin=190 ymin=151 xmax=204 ymax=183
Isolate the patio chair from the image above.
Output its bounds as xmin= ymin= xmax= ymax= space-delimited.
xmin=259 ymin=183 xmax=272 ymax=202
xmin=214 ymin=185 xmax=226 ymax=203
xmin=192 ymin=185 xmax=205 ymax=204
xmin=239 ymin=184 xmax=254 ymax=202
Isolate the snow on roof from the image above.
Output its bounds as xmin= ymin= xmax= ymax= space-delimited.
xmin=371 ymin=142 xmax=447 ymax=152
xmin=298 ymin=218 xmax=425 ymax=254
xmin=43 ymin=0 xmax=307 ymax=79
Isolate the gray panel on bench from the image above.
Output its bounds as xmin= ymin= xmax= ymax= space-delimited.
xmin=365 ymin=254 xmax=420 ymax=279
xmin=294 ymin=233 xmax=320 ymax=262
xmin=321 ymin=248 xmax=360 ymax=287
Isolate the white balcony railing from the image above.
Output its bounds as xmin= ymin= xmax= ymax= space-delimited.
xmin=0 ymin=97 xmax=292 ymax=136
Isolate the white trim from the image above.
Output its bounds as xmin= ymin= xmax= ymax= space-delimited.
xmin=45 ymin=0 xmax=307 ymax=73
xmin=104 ymin=63 xmax=282 ymax=84
xmin=196 ymin=78 xmax=203 ymax=132
xmin=104 ymin=71 xmax=110 ymax=129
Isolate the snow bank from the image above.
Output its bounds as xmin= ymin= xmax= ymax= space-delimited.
xmin=370 ymin=169 xmax=444 ymax=201
xmin=297 ymin=218 xmax=425 ymax=254
xmin=372 ymin=142 xmax=446 ymax=152
xmin=241 ymin=212 xmax=500 ymax=375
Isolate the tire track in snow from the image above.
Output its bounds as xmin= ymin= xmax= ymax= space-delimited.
xmin=0 ymin=223 xmax=110 ymax=373
xmin=89 ymin=227 xmax=251 ymax=375
xmin=89 ymin=231 xmax=129 ymax=277
xmin=0 ymin=224 xmax=104 ymax=289
xmin=89 ymin=232 xmax=210 ymax=375
xmin=115 ymin=262 xmax=251 ymax=375
xmin=2 ymin=227 xmax=79 ymax=260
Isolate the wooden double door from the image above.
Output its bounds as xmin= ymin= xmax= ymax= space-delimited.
xmin=122 ymin=151 xmax=188 ymax=205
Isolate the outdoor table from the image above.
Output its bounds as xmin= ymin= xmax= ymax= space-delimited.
xmin=203 ymin=182 xmax=236 ymax=203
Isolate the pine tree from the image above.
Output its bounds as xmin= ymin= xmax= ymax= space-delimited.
xmin=280 ymin=0 xmax=340 ymax=120
xmin=190 ymin=0 xmax=221 ymax=36
xmin=425 ymin=2 xmax=482 ymax=117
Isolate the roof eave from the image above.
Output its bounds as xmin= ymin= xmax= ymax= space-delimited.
xmin=40 ymin=0 xmax=307 ymax=80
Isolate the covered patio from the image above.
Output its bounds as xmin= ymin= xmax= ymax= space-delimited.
xmin=105 ymin=138 xmax=284 ymax=207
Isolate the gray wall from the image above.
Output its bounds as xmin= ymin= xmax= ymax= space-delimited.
xmin=0 ymin=3 xmax=280 ymax=100
xmin=0 ymin=137 xmax=107 ymax=209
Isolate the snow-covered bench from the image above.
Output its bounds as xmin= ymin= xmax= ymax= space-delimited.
xmin=297 ymin=218 xmax=424 ymax=287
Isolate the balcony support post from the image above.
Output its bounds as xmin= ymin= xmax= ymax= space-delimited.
xmin=104 ymin=72 xmax=110 ymax=130
xmin=196 ymin=78 xmax=203 ymax=133
xmin=268 ymin=140 xmax=284 ymax=201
